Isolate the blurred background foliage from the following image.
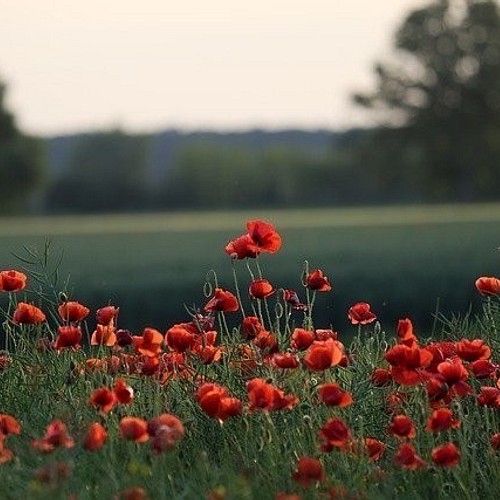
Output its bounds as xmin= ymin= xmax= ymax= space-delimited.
xmin=0 ymin=0 xmax=498 ymax=215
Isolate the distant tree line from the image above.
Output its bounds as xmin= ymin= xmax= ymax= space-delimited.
xmin=1 ymin=0 xmax=499 ymax=214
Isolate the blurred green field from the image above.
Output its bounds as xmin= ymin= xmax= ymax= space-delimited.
xmin=0 ymin=203 xmax=499 ymax=334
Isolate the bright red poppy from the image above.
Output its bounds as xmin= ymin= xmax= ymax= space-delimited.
xmin=89 ymin=387 xmax=117 ymax=414
xmin=319 ymin=417 xmax=351 ymax=451
xmin=425 ymin=407 xmax=461 ymax=433
xmin=306 ymin=269 xmax=332 ymax=292
xmin=132 ymin=327 xmax=164 ymax=357
xmin=347 ymin=302 xmax=377 ymax=325
xmin=58 ymin=301 xmax=90 ymax=322
xmin=120 ymin=417 xmax=149 ymax=443
xmin=475 ymin=276 xmax=500 ymax=295
xmin=247 ymin=378 xmax=299 ymax=412
xmin=241 ymin=316 xmax=264 ymax=339
xmin=12 ymin=302 xmax=46 ymax=325
xmin=292 ymin=456 xmax=325 ymax=488
xmin=96 ymin=305 xmax=119 ymax=326
xmin=204 ymin=288 xmax=239 ymax=313
xmin=55 ymin=326 xmax=83 ymax=351
xmin=303 ymin=339 xmax=343 ymax=371
xmin=32 ymin=420 xmax=75 ymax=453
xmin=271 ymin=352 xmax=300 ymax=369
xmin=364 ymin=438 xmax=386 ymax=461
xmin=291 ymin=328 xmax=315 ymax=351
xmin=249 ymin=278 xmax=275 ymax=299
xmin=455 ymin=338 xmax=491 ymax=362
xmin=431 ymin=442 xmax=461 ymax=467
xmin=90 ymin=324 xmax=117 ymax=346
xmin=393 ymin=443 xmax=426 ymax=470
xmin=83 ymin=422 xmax=108 ymax=451
xmin=318 ymin=383 xmax=353 ymax=407
xmin=225 ymin=234 xmax=259 ymax=259
xmin=246 ymin=220 xmax=282 ymax=254
xmin=0 ymin=414 xmax=21 ymax=438
xmin=387 ymin=414 xmax=416 ymax=440
xmin=396 ymin=318 xmax=418 ymax=346
xmin=196 ymin=382 xmax=243 ymax=422
xmin=114 ymin=378 xmax=134 ymax=405
xmin=0 ymin=270 xmax=27 ymax=292
xmin=165 ymin=324 xmax=197 ymax=352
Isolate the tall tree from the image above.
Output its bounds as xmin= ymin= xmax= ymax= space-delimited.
xmin=0 ymin=78 xmax=47 ymax=213
xmin=354 ymin=0 xmax=500 ymax=201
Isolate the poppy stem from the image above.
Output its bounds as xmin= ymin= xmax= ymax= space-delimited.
xmin=231 ymin=260 xmax=246 ymax=319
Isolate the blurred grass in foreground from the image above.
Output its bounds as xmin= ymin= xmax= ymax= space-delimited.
xmin=0 ymin=203 xmax=498 ymax=334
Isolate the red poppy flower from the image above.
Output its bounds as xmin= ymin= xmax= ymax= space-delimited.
xmin=315 ymin=329 xmax=338 ymax=341
xmin=431 ymin=442 xmax=461 ymax=467
xmin=347 ymin=302 xmax=377 ymax=325
xmin=253 ymin=330 xmax=279 ymax=354
xmin=89 ymin=387 xmax=117 ymax=414
xmin=247 ymin=378 xmax=299 ymax=412
xmin=283 ymin=289 xmax=308 ymax=311
xmin=396 ymin=318 xmax=418 ymax=346
xmin=455 ymin=339 xmax=491 ymax=362
xmin=120 ymin=417 xmax=149 ymax=443
xmin=32 ymin=420 xmax=75 ymax=453
xmin=246 ymin=220 xmax=282 ymax=254
xmin=306 ymin=269 xmax=332 ymax=292
xmin=303 ymin=339 xmax=343 ymax=371
xmin=0 ymin=270 xmax=27 ymax=292
xmin=91 ymin=324 xmax=117 ymax=346
xmin=196 ymin=382 xmax=243 ymax=422
xmin=490 ymin=433 xmax=500 ymax=451
xmin=292 ymin=456 xmax=325 ymax=488
xmin=271 ymin=352 xmax=300 ymax=369
xmin=475 ymin=276 xmax=500 ymax=296
xmin=96 ymin=305 xmax=119 ymax=326
xmin=0 ymin=441 xmax=14 ymax=464
xmin=477 ymin=386 xmax=500 ymax=408
xmin=132 ymin=327 xmax=164 ymax=357
xmin=437 ymin=357 xmax=469 ymax=386
xmin=384 ymin=344 xmax=433 ymax=386
xmin=0 ymin=414 xmax=21 ymax=437
xmin=241 ymin=316 xmax=264 ymax=339
xmin=55 ymin=326 xmax=83 ymax=351
xmin=318 ymin=383 xmax=353 ymax=407
xmin=225 ymin=234 xmax=259 ymax=259
xmin=165 ymin=324 xmax=197 ymax=352
xmin=291 ymin=328 xmax=315 ymax=351
xmin=83 ymin=422 xmax=108 ymax=451
xmin=148 ymin=413 xmax=185 ymax=453
xmin=470 ymin=359 xmax=497 ymax=379
xmin=114 ymin=378 xmax=134 ymax=405
xmin=371 ymin=368 xmax=393 ymax=386
xmin=249 ymin=278 xmax=275 ymax=299
xmin=364 ymin=438 xmax=386 ymax=461
xmin=425 ymin=407 xmax=461 ymax=433
xmin=12 ymin=302 xmax=46 ymax=325
xmin=319 ymin=417 xmax=351 ymax=451
xmin=58 ymin=301 xmax=90 ymax=322
xmin=387 ymin=414 xmax=416 ymax=440
xmin=204 ymin=288 xmax=239 ymax=313
xmin=393 ymin=443 xmax=426 ymax=470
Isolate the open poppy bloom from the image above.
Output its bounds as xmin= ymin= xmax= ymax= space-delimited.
xmin=114 ymin=378 xmax=134 ymax=405
xmin=32 ymin=420 xmax=75 ymax=453
xmin=318 ymin=382 xmax=353 ymax=407
xmin=120 ymin=417 xmax=149 ymax=443
xmin=475 ymin=276 xmax=500 ymax=295
xmin=387 ymin=414 xmax=417 ymax=440
xmin=425 ymin=407 xmax=461 ymax=433
xmin=91 ymin=324 xmax=117 ymax=346
xmin=319 ymin=417 xmax=352 ymax=452
xmin=166 ymin=323 xmax=197 ymax=352
xmin=364 ymin=438 xmax=386 ymax=461
xmin=196 ymin=382 xmax=243 ymax=422
xmin=12 ymin=302 xmax=46 ymax=325
xmin=58 ymin=301 xmax=90 ymax=322
xmin=132 ymin=327 xmax=164 ymax=357
xmin=306 ymin=269 xmax=332 ymax=292
xmin=246 ymin=220 xmax=282 ymax=254
xmin=249 ymin=278 xmax=275 ymax=299
xmin=0 ymin=270 xmax=27 ymax=292
xmin=147 ymin=413 xmax=185 ymax=453
xmin=89 ymin=387 xmax=117 ymax=414
xmin=225 ymin=234 xmax=259 ymax=259
xmin=431 ymin=442 xmax=461 ymax=467
xmin=204 ymin=288 xmax=239 ymax=313
xmin=291 ymin=328 xmax=315 ymax=351
xmin=292 ymin=456 xmax=325 ymax=488
xmin=241 ymin=316 xmax=264 ymax=339
xmin=96 ymin=305 xmax=119 ymax=326
xmin=393 ymin=443 xmax=426 ymax=470
xmin=303 ymin=339 xmax=343 ymax=371
xmin=55 ymin=326 xmax=83 ymax=351
xmin=247 ymin=378 xmax=299 ymax=412
xmin=0 ymin=414 xmax=22 ymax=438
xmin=271 ymin=352 xmax=300 ymax=369
xmin=384 ymin=344 xmax=433 ymax=386
xmin=348 ymin=302 xmax=377 ymax=325
xmin=83 ymin=422 xmax=108 ymax=451
xmin=455 ymin=338 xmax=491 ymax=362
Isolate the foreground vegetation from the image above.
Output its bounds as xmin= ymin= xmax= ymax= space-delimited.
xmin=0 ymin=218 xmax=499 ymax=499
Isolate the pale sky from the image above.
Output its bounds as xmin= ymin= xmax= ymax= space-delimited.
xmin=1 ymin=0 xmax=427 ymax=136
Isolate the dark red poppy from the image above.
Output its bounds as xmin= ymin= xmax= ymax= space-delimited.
xmin=120 ymin=417 xmax=149 ymax=443
xmin=436 ymin=357 xmax=469 ymax=387
xmin=490 ymin=433 xmax=500 ymax=451
xmin=425 ymin=407 xmax=461 ymax=433
xmin=12 ymin=302 xmax=46 ymax=325
xmin=114 ymin=378 xmax=134 ymax=405
xmin=371 ymin=368 xmax=393 ymax=386
xmin=306 ymin=269 xmax=332 ymax=292
xmin=291 ymin=328 xmax=315 ymax=351
xmin=455 ymin=339 xmax=491 ymax=362
xmin=318 ymin=383 xmax=353 ymax=407
xmin=347 ymin=302 xmax=377 ymax=325
xmin=0 ymin=270 xmax=27 ymax=292
xmin=253 ymin=330 xmax=279 ymax=354
xmin=364 ymin=438 xmax=386 ymax=461
xmin=303 ymin=339 xmax=343 ymax=371
xmin=431 ymin=442 xmax=461 ymax=467
xmin=319 ymin=417 xmax=351 ymax=451
xmin=55 ymin=326 xmax=83 ymax=351
xmin=292 ymin=456 xmax=325 ymax=488
xmin=470 ymin=359 xmax=497 ymax=379
xmin=83 ymin=422 xmax=108 ymax=451
xmin=271 ymin=352 xmax=300 ymax=369
xmin=204 ymin=288 xmax=239 ymax=313
xmin=249 ymin=278 xmax=275 ymax=299
xmin=393 ymin=443 xmax=426 ymax=470
xmin=225 ymin=234 xmax=259 ymax=259
xmin=89 ymin=387 xmax=116 ymax=414
xmin=241 ymin=316 xmax=264 ymax=339
xmin=196 ymin=382 xmax=242 ymax=422
xmin=477 ymin=386 xmax=500 ymax=408
xmin=246 ymin=378 xmax=299 ymax=412
xmin=96 ymin=305 xmax=119 ymax=326
xmin=246 ymin=220 xmax=282 ymax=254
xmin=58 ymin=301 xmax=90 ymax=323
xmin=282 ymin=289 xmax=307 ymax=311
xmin=387 ymin=414 xmax=416 ymax=440
xmin=475 ymin=276 xmax=500 ymax=295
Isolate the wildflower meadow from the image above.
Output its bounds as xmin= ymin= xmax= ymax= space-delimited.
xmin=0 ymin=219 xmax=499 ymax=499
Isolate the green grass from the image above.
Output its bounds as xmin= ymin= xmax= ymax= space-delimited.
xmin=0 ymin=203 xmax=498 ymax=332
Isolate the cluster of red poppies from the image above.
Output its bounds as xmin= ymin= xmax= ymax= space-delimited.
xmin=0 ymin=220 xmax=499 ymax=498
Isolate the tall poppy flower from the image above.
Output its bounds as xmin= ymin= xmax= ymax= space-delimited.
xmin=347 ymin=302 xmax=377 ymax=325
xmin=393 ymin=443 xmax=426 ymax=470
xmin=83 ymin=422 xmax=108 ymax=451
xmin=246 ymin=220 xmax=282 ymax=254
xmin=246 ymin=378 xmax=299 ymax=412
xmin=292 ymin=456 xmax=325 ymax=488
xmin=319 ymin=417 xmax=351 ymax=451
xmin=132 ymin=327 xmax=164 ymax=357
xmin=12 ymin=302 xmax=46 ymax=325
xmin=32 ymin=420 xmax=75 ymax=453
xmin=58 ymin=301 xmax=90 ymax=322
xmin=306 ymin=269 xmax=332 ymax=292
xmin=425 ymin=408 xmax=461 ymax=433
xmin=89 ymin=387 xmax=117 ymax=414
xmin=431 ymin=442 xmax=461 ymax=467
xmin=475 ymin=276 xmax=500 ymax=296
xmin=196 ymin=382 xmax=243 ymax=422
xmin=55 ymin=326 xmax=83 ymax=351
xmin=96 ymin=305 xmax=119 ymax=326
xmin=396 ymin=318 xmax=418 ymax=346
xmin=204 ymin=288 xmax=239 ymax=313
xmin=318 ymin=383 xmax=353 ymax=407
xmin=91 ymin=324 xmax=117 ymax=346
xmin=0 ymin=270 xmax=27 ymax=292
xmin=303 ymin=339 xmax=343 ymax=371
xmin=120 ymin=417 xmax=149 ymax=443
xmin=387 ymin=414 xmax=416 ymax=440
xmin=225 ymin=234 xmax=259 ymax=259
xmin=249 ymin=279 xmax=275 ymax=299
